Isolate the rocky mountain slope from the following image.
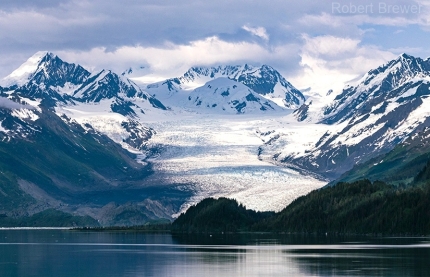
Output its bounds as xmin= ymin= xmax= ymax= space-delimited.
xmin=260 ymin=54 xmax=430 ymax=179
xmin=4 ymin=50 xmax=430 ymax=226
xmin=0 ymin=53 xmax=187 ymax=226
xmin=332 ymin=127 xmax=430 ymax=186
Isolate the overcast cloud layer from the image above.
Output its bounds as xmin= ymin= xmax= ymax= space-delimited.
xmin=1 ymin=0 xmax=429 ymax=93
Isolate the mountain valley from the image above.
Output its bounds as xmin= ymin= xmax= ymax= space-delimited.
xmin=1 ymin=51 xmax=430 ymax=226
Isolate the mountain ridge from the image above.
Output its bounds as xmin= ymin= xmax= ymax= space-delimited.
xmin=146 ymin=64 xmax=305 ymax=109
xmin=184 ymin=77 xmax=283 ymax=114
xmin=255 ymin=53 xmax=430 ymax=179
xmin=0 ymin=53 xmax=187 ymax=226
xmin=3 ymin=51 xmax=430 ymax=226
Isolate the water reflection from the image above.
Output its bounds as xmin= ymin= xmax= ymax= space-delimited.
xmin=0 ymin=230 xmax=429 ymax=277
xmin=290 ymin=243 xmax=430 ymax=277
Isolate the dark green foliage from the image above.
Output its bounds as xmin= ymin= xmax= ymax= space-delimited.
xmin=257 ymin=180 xmax=430 ymax=235
xmin=0 ymin=209 xmax=99 ymax=227
xmin=172 ymin=197 xmax=274 ymax=233
xmin=174 ymin=179 xmax=430 ymax=235
xmin=414 ymin=159 xmax=430 ymax=185
xmin=76 ymin=220 xmax=171 ymax=232
xmin=172 ymin=154 xmax=430 ymax=234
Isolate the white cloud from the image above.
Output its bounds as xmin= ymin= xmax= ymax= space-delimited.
xmin=2 ymin=33 xmax=395 ymax=97
xmin=289 ymin=35 xmax=396 ymax=94
xmin=242 ymin=25 xmax=269 ymax=41
xmin=301 ymin=35 xmax=360 ymax=57
xmin=55 ymin=34 xmax=397 ymax=96
xmin=0 ymin=0 xmax=427 ymax=91
xmin=57 ymin=36 xmax=300 ymax=81
xmin=0 ymin=97 xmax=35 ymax=110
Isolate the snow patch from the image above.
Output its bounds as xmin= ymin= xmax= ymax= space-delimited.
xmin=0 ymin=120 xmax=9 ymax=134
xmin=54 ymin=82 xmax=81 ymax=96
xmin=11 ymin=109 xmax=39 ymax=121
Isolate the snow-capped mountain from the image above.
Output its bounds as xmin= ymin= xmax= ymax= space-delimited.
xmin=0 ymin=94 xmax=42 ymax=141
xmin=185 ymin=78 xmax=282 ymax=114
xmin=0 ymin=52 xmax=168 ymax=163
xmin=6 ymin=50 xmax=430 ymax=225
xmin=0 ymin=98 xmax=181 ymax=225
xmin=72 ymin=69 xmax=166 ymax=116
xmin=292 ymin=89 xmax=339 ymax=123
xmin=146 ymin=64 xmax=305 ymax=109
xmin=323 ymin=53 xmax=430 ymax=124
xmin=1 ymin=52 xmax=167 ymax=111
xmin=269 ymin=53 xmax=430 ymax=179
xmin=1 ymin=51 xmax=88 ymax=88
xmin=1 ymin=52 xmax=90 ymax=105
xmin=0 ymin=53 xmax=183 ymax=225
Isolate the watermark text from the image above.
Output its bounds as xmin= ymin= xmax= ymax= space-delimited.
xmin=332 ymin=2 xmax=422 ymax=14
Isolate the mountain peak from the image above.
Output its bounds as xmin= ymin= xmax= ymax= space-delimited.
xmin=37 ymin=52 xmax=58 ymax=66
xmin=243 ymin=63 xmax=254 ymax=71
xmin=322 ymin=52 xmax=430 ymax=124
xmin=1 ymin=51 xmax=53 ymax=86
xmin=1 ymin=51 xmax=91 ymax=90
xmin=389 ymin=53 xmax=419 ymax=69
xmin=398 ymin=52 xmax=415 ymax=60
xmin=260 ymin=64 xmax=274 ymax=70
xmin=357 ymin=53 xmax=429 ymax=90
xmin=27 ymin=53 xmax=90 ymax=89
xmin=29 ymin=51 xmax=52 ymax=60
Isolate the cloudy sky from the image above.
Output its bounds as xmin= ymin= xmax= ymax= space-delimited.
xmin=1 ymin=0 xmax=429 ymax=93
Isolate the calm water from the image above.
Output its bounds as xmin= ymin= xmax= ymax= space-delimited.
xmin=0 ymin=229 xmax=429 ymax=277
